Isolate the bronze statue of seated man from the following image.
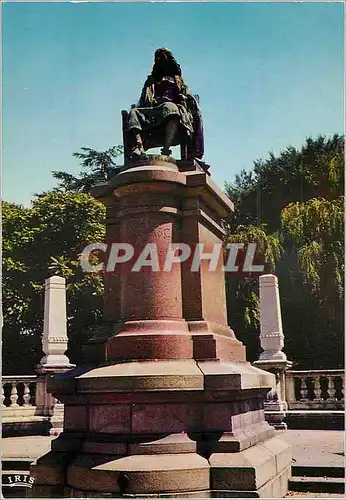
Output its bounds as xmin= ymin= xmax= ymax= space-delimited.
xmin=125 ymin=48 xmax=204 ymax=160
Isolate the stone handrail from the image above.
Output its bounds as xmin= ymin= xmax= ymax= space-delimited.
xmin=285 ymin=369 xmax=344 ymax=410
xmin=3 ymin=277 xmax=72 ymax=436
xmin=3 ymin=369 xmax=344 ymax=426
xmin=2 ymin=375 xmax=64 ymax=436
xmin=2 ymin=375 xmax=37 ymax=407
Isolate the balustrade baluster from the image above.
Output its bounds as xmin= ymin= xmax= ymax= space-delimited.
xmin=10 ymin=382 xmax=19 ymax=407
xmin=313 ymin=375 xmax=322 ymax=401
xmin=327 ymin=376 xmax=336 ymax=401
xmin=2 ymin=377 xmax=39 ymax=411
xmin=299 ymin=376 xmax=309 ymax=401
xmin=285 ymin=373 xmax=296 ymax=407
xmin=23 ymin=382 xmax=31 ymax=406
xmin=279 ymin=370 xmax=344 ymax=410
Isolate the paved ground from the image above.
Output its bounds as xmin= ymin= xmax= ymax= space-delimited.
xmin=2 ymin=430 xmax=344 ymax=498
xmin=276 ymin=429 xmax=344 ymax=467
xmin=2 ymin=429 xmax=344 ymax=466
xmin=2 ymin=434 xmax=55 ymax=461
xmin=280 ymin=430 xmax=344 ymax=498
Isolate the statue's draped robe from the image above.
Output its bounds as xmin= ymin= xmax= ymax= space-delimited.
xmin=127 ymin=75 xmax=204 ymax=159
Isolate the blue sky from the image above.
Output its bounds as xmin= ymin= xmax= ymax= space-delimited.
xmin=3 ymin=2 xmax=344 ymax=206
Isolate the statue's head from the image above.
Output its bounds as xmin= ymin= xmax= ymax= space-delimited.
xmin=154 ymin=48 xmax=173 ymax=64
xmin=152 ymin=48 xmax=182 ymax=79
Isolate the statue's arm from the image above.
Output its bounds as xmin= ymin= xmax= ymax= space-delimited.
xmin=179 ymin=79 xmax=196 ymax=105
xmin=138 ymin=76 xmax=154 ymax=107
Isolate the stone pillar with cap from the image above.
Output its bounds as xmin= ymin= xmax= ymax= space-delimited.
xmin=253 ymin=274 xmax=292 ymax=429
xmin=35 ymin=276 xmax=74 ymax=429
xmin=40 ymin=276 xmax=75 ymax=369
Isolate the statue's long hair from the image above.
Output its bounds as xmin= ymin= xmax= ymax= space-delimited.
xmin=151 ymin=48 xmax=182 ymax=88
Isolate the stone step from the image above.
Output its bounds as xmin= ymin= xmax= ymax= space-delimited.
xmin=2 ymin=459 xmax=32 ymax=471
xmin=289 ymin=476 xmax=345 ymax=494
xmin=292 ymin=465 xmax=344 ymax=478
xmin=284 ymin=411 xmax=344 ymax=430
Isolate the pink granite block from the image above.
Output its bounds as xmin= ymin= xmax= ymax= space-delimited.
xmin=107 ymin=333 xmax=193 ymax=361
xmin=132 ymin=403 xmax=202 ymax=434
xmin=64 ymin=406 xmax=88 ymax=432
xmin=203 ymin=404 xmax=233 ymax=432
xmin=89 ymin=405 xmax=131 ymax=433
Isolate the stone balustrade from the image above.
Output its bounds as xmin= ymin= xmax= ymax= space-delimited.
xmin=2 ymin=370 xmax=344 ymax=433
xmin=285 ymin=370 xmax=344 ymax=410
xmin=2 ymin=376 xmax=37 ymax=408
xmin=2 ymin=375 xmax=64 ymax=436
xmin=2 ymin=376 xmax=40 ymax=435
xmin=3 ymin=277 xmax=73 ymax=436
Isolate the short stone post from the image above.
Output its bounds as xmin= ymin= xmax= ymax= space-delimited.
xmin=285 ymin=371 xmax=296 ymax=408
xmin=253 ymin=274 xmax=292 ymax=429
xmin=35 ymin=276 xmax=75 ymax=432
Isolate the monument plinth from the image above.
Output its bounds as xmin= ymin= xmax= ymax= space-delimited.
xmin=31 ymin=157 xmax=291 ymax=498
xmin=84 ymin=157 xmax=246 ymax=365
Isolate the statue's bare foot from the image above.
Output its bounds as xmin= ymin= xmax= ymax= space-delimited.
xmin=130 ymin=144 xmax=146 ymax=159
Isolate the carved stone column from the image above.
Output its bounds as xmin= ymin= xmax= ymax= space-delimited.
xmin=253 ymin=274 xmax=292 ymax=429
xmin=39 ymin=276 xmax=74 ymax=369
xmin=35 ymin=276 xmax=74 ymax=432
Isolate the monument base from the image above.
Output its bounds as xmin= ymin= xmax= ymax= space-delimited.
xmin=31 ymin=360 xmax=291 ymax=498
xmin=40 ymin=456 xmax=290 ymax=498
xmin=31 ymin=156 xmax=291 ymax=497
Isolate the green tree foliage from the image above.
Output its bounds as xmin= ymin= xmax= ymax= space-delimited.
xmin=3 ymin=145 xmax=124 ymax=374
xmin=282 ymin=196 xmax=344 ymax=303
xmin=225 ymin=135 xmax=344 ymax=368
xmin=279 ymin=196 xmax=344 ymax=368
xmin=51 ymin=145 xmax=123 ymax=194
xmin=225 ymin=225 xmax=283 ymax=361
xmin=2 ymin=193 xmax=106 ymax=374
xmin=226 ymin=134 xmax=344 ymax=231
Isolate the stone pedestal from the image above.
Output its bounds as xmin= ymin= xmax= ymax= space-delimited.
xmin=35 ymin=276 xmax=75 ymax=433
xmin=252 ymin=359 xmax=292 ymax=430
xmin=253 ymin=274 xmax=292 ymax=430
xmin=39 ymin=276 xmax=75 ymax=371
xmin=31 ymin=157 xmax=291 ymax=498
